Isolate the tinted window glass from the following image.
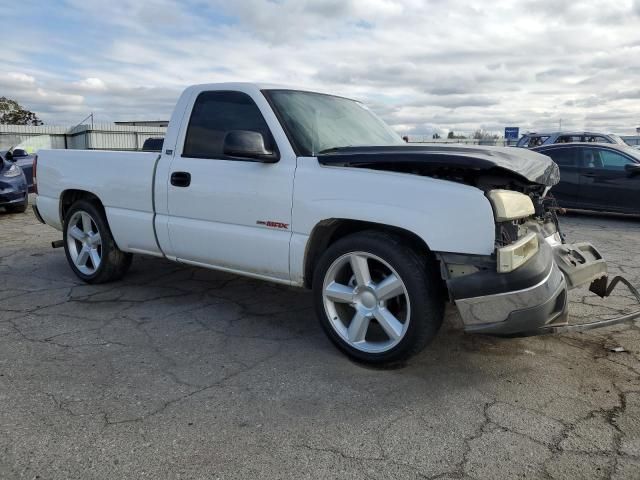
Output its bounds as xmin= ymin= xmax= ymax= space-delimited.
xmin=597 ymin=150 xmax=633 ymax=170
xmin=555 ymin=135 xmax=581 ymax=144
xmin=582 ymin=148 xmax=633 ymax=170
xmin=142 ymin=137 xmax=164 ymax=152
xmin=527 ymin=136 xmax=549 ymax=147
xmin=585 ymin=135 xmax=610 ymax=143
xmin=183 ymin=91 xmax=274 ymax=159
xmin=545 ymin=148 xmax=576 ymax=167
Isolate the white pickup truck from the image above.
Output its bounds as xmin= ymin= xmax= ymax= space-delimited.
xmin=33 ymin=83 xmax=640 ymax=364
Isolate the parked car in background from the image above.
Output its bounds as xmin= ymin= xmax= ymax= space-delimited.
xmin=3 ymin=148 xmax=35 ymax=191
xmin=0 ymin=154 xmax=29 ymax=213
xmin=517 ymin=132 xmax=627 ymax=148
xmin=533 ymin=143 xmax=640 ymax=215
xmin=142 ymin=137 xmax=164 ymax=152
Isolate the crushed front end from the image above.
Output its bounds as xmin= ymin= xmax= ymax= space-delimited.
xmin=320 ymin=144 xmax=640 ymax=335
xmin=439 ymin=164 xmax=640 ymax=336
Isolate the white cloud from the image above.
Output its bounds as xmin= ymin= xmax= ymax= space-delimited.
xmin=73 ymin=78 xmax=107 ymax=91
xmin=7 ymin=72 xmax=35 ymax=84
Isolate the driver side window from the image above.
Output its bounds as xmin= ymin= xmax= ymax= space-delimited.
xmin=182 ymin=91 xmax=275 ymax=160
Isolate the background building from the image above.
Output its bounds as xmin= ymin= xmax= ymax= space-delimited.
xmin=0 ymin=123 xmax=166 ymax=152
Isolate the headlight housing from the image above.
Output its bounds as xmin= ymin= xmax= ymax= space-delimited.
xmin=3 ymin=163 xmax=22 ymax=178
xmin=487 ymin=189 xmax=535 ymax=222
xmin=496 ymin=232 xmax=539 ymax=273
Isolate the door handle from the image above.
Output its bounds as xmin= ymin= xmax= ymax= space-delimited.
xmin=170 ymin=171 xmax=191 ymax=187
xmin=582 ymin=172 xmax=597 ymax=178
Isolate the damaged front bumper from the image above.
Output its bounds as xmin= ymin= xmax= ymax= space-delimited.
xmin=448 ymin=236 xmax=640 ymax=336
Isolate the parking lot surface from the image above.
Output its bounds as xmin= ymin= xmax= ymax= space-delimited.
xmin=1 ymin=201 xmax=640 ymax=479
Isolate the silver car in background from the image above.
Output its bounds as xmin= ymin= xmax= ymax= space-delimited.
xmin=516 ymin=131 xmax=627 ymax=148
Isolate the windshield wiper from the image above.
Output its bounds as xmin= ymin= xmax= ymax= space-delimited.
xmin=317 ymin=145 xmax=352 ymax=155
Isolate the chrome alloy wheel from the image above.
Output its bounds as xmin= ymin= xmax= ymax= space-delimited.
xmin=322 ymin=251 xmax=411 ymax=353
xmin=66 ymin=210 xmax=102 ymax=275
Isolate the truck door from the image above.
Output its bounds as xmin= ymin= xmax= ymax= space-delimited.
xmin=165 ymin=89 xmax=296 ymax=282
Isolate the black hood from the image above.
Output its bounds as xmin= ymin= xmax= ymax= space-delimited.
xmin=318 ymin=145 xmax=560 ymax=188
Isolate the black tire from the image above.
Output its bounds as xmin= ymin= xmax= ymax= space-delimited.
xmin=6 ymin=194 xmax=28 ymax=214
xmin=63 ymin=199 xmax=132 ymax=284
xmin=312 ymin=230 xmax=444 ymax=365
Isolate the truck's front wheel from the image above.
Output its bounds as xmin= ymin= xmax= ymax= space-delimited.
xmin=63 ymin=199 xmax=132 ymax=284
xmin=312 ymin=231 xmax=444 ymax=365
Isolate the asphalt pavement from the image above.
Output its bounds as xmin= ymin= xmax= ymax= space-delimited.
xmin=1 ymin=200 xmax=639 ymax=479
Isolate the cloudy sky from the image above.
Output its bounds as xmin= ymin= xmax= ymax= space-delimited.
xmin=2 ymin=0 xmax=639 ymax=136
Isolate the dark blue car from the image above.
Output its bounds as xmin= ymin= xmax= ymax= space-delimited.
xmin=0 ymin=148 xmax=31 ymax=213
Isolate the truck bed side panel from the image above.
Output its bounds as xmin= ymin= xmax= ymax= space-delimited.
xmin=36 ymin=149 xmax=162 ymax=256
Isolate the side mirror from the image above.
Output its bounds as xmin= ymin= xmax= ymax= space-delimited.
xmin=223 ymin=130 xmax=279 ymax=163
xmin=625 ymin=163 xmax=640 ymax=176
xmin=12 ymin=148 xmax=28 ymax=157
xmin=4 ymin=150 xmax=13 ymax=161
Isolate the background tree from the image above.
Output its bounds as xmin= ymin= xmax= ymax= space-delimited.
xmin=473 ymin=129 xmax=499 ymax=140
xmin=0 ymin=97 xmax=43 ymax=125
xmin=447 ymin=130 xmax=467 ymax=140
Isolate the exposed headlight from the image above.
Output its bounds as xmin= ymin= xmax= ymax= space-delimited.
xmin=3 ymin=164 xmax=22 ymax=178
xmin=487 ymin=189 xmax=535 ymax=222
xmin=497 ymin=232 xmax=539 ymax=273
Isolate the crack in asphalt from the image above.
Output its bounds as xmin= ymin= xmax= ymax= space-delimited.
xmin=1 ymin=205 xmax=640 ymax=479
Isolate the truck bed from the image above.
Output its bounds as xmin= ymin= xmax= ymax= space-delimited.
xmin=35 ymin=149 xmax=162 ymax=256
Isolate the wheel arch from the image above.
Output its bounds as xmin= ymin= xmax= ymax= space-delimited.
xmin=60 ymin=189 xmax=105 ymax=224
xmin=303 ymin=218 xmax=435 ymax=289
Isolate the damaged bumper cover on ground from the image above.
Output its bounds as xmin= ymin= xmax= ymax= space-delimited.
xmin=449 ymin=236 xmax=640 ymax=336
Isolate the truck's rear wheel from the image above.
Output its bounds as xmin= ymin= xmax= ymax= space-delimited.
xmin=312 ymin=231 xmax=444 ymax=365
xmin=63 ymin=199 xmax=132 ymax=284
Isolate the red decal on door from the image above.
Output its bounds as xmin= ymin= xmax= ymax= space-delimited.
xmin=256 ymin=220 xmax=289 ymax=229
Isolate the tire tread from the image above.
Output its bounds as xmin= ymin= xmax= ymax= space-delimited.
xmin=63 ymin=199 xmax=132 ymax=284
xmin=312 ymin=230 xmax=444 ymax=365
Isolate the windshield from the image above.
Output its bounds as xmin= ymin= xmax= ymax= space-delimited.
xmin=264 ymin=89 xmax=404 ymax=156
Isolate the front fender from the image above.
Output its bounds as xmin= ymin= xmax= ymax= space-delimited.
xmin=293 ymin=161 xmax=496 ymax=256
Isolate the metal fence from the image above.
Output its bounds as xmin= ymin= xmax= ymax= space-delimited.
xmin=0 ymin=124 xmax=167 ymax=151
